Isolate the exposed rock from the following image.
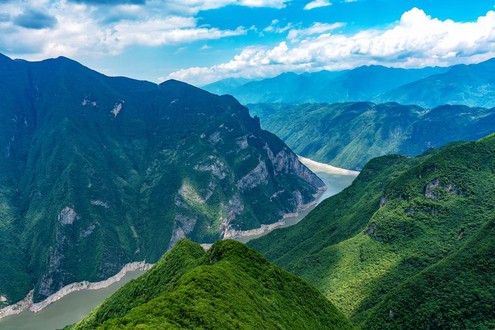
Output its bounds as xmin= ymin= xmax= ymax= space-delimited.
xmin=175 ymin=214 xmax=197 ymax=234
xmin=80 ymin=224 xmax=96 ymax=238
xmin=235 ymin=135 xmax=249 ymax=150
xmin=221 ymin=194 xmax=245 ymax=238
xmin=168 ymin=214 xmax=197 ymax=249
xmin=111 ymin=101 xmax=124 ymax=117
xmin=194 ymin=156 xmax=228 ymax=180
xmin=58 ymin=206 xmax=77 ymax=225
xmin=292 ymin=190 xmax=304 ymax=211
xmin=227 ymin=194 xmax=244 ymax=224
xmin=90 ymin=200 xmax=109 ymax=208
xmin=178 ymin=182 xmax=205 ymax=205
xmin=270 ymin=190 xmax=285 ymax=201
xmin=365 ymin=222 xmax=381 ymax=241
xmin=424 ymin=178 xmax=464 ymax=200
xmin=208 ymin=131 xmax=222 ymax=145
xmin=264 ymin=144 xmax=325 ymax=188
xmin=380 ymin=196 xmax=388 ymax=207
xmin=424 ymin=178 xmax=441 ymax=200
xmin=237 ymin=159 xmax=269 ymax=191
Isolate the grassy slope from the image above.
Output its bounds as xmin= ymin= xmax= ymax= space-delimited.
xmin=250 ymin=135 xmax=495 ymax=328
xmin=70 ymin=239 xmax=353 ymax=330
xmin=249 ymin=102 xmax=495 ymax=170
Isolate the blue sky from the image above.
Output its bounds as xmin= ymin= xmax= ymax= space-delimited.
xmin=0 ymin=0 xmax=494 ymax=85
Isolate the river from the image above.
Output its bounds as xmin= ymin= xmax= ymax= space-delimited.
xmin=0 ymin=157 xmax=358 ymax=330
xmin=235 ymin=156 xmax=358 ymax=243
xmin=0 ymin=270 xmax=145 ymax=330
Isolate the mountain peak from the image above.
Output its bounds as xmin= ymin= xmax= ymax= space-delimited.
xmin=69 ymin=239 xmax=353 ymax=329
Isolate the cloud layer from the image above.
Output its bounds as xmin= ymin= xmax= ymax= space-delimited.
xmin=0 ymin=0 xmax=286 ymax=59
xmin=169 ymin=8 xmax=495 ymax=85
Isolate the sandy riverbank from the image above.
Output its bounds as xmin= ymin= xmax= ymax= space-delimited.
xmin=0 ymin=261 xmax=152 ymax=319
xmin=298 ymin=156 xmax=360 ymax=176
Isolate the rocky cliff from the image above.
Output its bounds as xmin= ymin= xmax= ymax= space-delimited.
xmin=0 ymin=54 xmax=324 ymax=306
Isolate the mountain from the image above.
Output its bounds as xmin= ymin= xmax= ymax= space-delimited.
xmin=203 ymin=65 xmax=447 ymax=105
xmin=0 ymin=54 xmax=323 ymax=306
xmin=201 ymin=77 xmax=253 ymax=95
xmin=377 ymin=58 xmax=495 ymax=108
xmin=249 ymin=134 xmax=495 ymax=328
xmin=249 ymin=102 xmax=495 ymax=170
xmin=68 ymin=239 xmax=353 ymax=329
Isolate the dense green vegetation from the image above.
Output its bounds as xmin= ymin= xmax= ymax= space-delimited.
xmin=249 ymin=102 xmax=495 ymax=170
xmin=204 ymin=65 xmax=445 ymax=105
xmin=250 ymin=134 xmax=495 ymax=328
xmin=0 ymin=54 xmax=323 ymax=304
xmin=69 ymin=239 xmax=353 ymax=329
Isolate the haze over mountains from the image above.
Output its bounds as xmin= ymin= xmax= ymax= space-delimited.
xmin=204 ymin=58 xmax=495 ymax=108
xmin=0 ymin=54 xmax=323 ymax=305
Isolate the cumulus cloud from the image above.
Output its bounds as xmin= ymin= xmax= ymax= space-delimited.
xmin=304 ymin=0 xmax=331 ymax=10
xmin=169 ymin=8 xmax=495 ymax=85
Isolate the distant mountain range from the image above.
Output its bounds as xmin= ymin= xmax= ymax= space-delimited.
xmin=250 ymin=133 xmax=495 ymax=328
xmin=376 ymin=58 xmax=495 ymax=108
xmin=204 ymin=58 xmax=495 ymax=108
xmin=249 ymin=102 xmax=495 ymax=170
xmin=69 ymin=239 xmax=352 ymax=329
xmin=0 ymin=54 xmax=323 ymax=306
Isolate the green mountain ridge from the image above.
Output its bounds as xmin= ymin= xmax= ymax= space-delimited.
xmin=68 ymin=239 xmax=353 ymax=329
xmin=248 ymin=102 xmax=495 ymax=170
xmin=249 ymin=134 xmax=495 ymax=328
xmin=0 ymin=54 xmax=323 ymax=305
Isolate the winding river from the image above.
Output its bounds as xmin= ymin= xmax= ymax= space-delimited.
xmin=0 ymin=157 xmax=358 ymax=330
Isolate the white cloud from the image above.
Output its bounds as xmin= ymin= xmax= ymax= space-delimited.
xmin=0 ymin=0 xmax=284 ymax=60
xmin=304 ymin=0 xmax=331 ymax=10
xmin=287 ymin=22 xmax=344 ymax=40
xmin=169 ymin=8 xmax=495 ymax=85
xmin=263 ymin=19 xmax=293 ymax=33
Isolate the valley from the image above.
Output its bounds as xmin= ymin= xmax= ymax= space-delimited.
xmin=0 ymin=156 xmax=358 ymax=329
xmin=2 ymin=4 xmax=495 ymax=325
xmin=249 ymin=135 xmax=495 ymax=328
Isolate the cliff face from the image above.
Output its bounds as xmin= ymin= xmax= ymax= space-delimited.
xmin=0 ymin=54 xmax=323 ymax=305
